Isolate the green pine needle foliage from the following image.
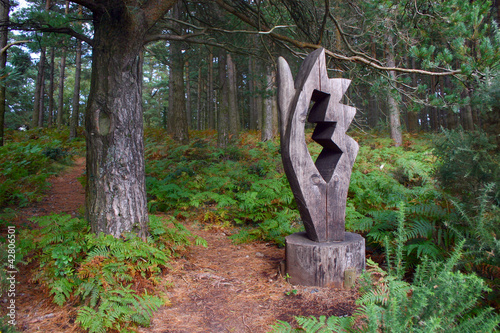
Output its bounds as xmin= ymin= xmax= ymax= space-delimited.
xmin=19 ymin=213 xmax=203 ymax=332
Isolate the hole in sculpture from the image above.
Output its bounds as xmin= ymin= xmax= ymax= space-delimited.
xmin=307 ymin=89 xmax=343 ymax=183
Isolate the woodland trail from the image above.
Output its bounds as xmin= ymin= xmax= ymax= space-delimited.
xmin=6 ymin=158 xmax=358 ymax=332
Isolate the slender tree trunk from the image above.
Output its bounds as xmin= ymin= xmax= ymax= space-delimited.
xmin=196 ymin=66 xmax=202 ymax=130
xmin=185 ymin=60 xmax=191 ymax=129
xmin=207 ymin=50 xmax=214 ymax=129
xmin=57 ymin=1 xmax=69 ymax=128
xmin=57 ymin=50 xmax=66 ymax=127
xmin=47 ymin=47 xmax=55 ymax=127
xmin=255 ymin=66 xmax=263 ymax=133
xmin=70 ymin=6 xmax=83 ymax=138
xmin=38 ymin=58 xmax=46 ymax=127
xmin=0 ymin=0 xmax=9 ymax=146
xmin=217 ymin=52 xmax=229 ymax=148
xmin=385 ymin=32 xmax=402 ymax=146
xmin=169 ymin=3 xmax=189 ymax=144
xmin=227 ymin=53 xmax=238 ymax=139
xmin=248 ymin=56 xmax=257 ymax=130
xmin=70 ymin=39 xmax=82 ymax=138
xmin=85 ymin=9 xmax=149 ymax=238
xmin=32 ymin=48 xmax=46 ymax=128
xmin=461 ymin=88 xmax=474 ymax=131
xmin=167 ymin=60 xmax=174 ymax=134
xmin=262 ymin=66 xmax=278 ymax=141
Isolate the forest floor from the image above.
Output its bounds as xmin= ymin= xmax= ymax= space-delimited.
xmin=5 ymin=158 xmax=359 ymax=333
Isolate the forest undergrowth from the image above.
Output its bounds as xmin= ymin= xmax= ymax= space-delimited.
xmin=0 ymin=127 xmax=498 ymax=332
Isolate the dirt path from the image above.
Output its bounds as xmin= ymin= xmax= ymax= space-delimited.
xmin=5 ymin=159 xmax=358 ymax=333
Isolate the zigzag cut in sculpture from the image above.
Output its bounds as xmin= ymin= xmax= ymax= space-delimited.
xmin=278 ymin=48 xmax=359 ymax=242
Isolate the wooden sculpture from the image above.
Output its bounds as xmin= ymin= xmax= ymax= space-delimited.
xmin=278 ymin=48 xmax=359 ymax=243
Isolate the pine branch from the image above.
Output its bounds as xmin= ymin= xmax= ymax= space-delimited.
xmin=215 ymin=0 xmax=461 ymax=77
xmin=0 ymin=40 xmax=29 ymax=55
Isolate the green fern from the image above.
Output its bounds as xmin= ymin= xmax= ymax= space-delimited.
xmin=20 ymin=213 xmax=205 ymax=332
xmin=272 ymin=208 xmax=500 ymax=333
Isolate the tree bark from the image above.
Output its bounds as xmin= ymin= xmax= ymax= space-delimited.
xmin=38 ymin=55 xmax=46 ymax=127
xmin=248 ymin=56 xmax=257 ymax=130
xmin=47 ymin=47 xmax=55 ymax=127
xmin=385 ymin=32 xmax=402 ymax=146
xmin=196 ymin=66 xmax=202 ymax=130
xmin=207 ymin=49 xmax=215 ymax=129
xmin=85 ymin=7 xmax=149 ymax=238
xmin=32 ymin=48 xmax=46 ymax=128
xmin=0 ymin=0 xmax=9 ymax=146
xmin=227 ymin=53 xmax=238 ymax=139
xmin=262 ymin=65 xmax=277 ymax=141
xmin=169 ymin=3 xmax=189 ymax=144
xmin=217 ymin=52 xmax=229 ymax=148
xmin=57 ymin=49 xmax=66 ymax=127
xmin=185 ymin=60 xmax=191 ymax=129
xmin=461 ymin=88 xmax=474 ymax=131
xmin=70 ymin=39 xmax=82 ymax=139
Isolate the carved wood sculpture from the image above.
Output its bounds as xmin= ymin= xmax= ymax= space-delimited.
xmin=278 ymin=48 xmax=359 ymax=242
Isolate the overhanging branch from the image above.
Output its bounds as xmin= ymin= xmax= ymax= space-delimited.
xmin=39 ymin=27 xmax=94 ymax=46
xmin=11 ymin=22 xmax=94 ymax=46
xmin=0 ymin=40 xmax=30 ymax=55
xmin=68 ymin=0 xmax=105 ymax=13
xmin=215 ymin=0 xmax=460 ymax=77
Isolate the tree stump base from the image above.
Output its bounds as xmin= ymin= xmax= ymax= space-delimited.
xmin=285 ymin=232 xmax=365 ymax=288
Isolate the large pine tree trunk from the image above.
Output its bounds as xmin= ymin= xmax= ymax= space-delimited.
xmin=85 ymin=10 xmax=149 ymax=238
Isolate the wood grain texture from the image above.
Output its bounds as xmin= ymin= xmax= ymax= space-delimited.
xmin=285 ymin=232 xmax=365 ymax=288
xmin=278 ymin=48 xmax=359 ymax=242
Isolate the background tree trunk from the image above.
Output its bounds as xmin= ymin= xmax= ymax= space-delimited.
xmin=0 ymin=0 xmax=9 ymax=146
xmin=262 ymin=66 xmax=277 ymax=141
xmin=70 ymin=39 xmax=82 ymax=139
xmin=38 ymin=53 xmax=46 ymax=127
xmin=385 ymin=32 xmax=402 ymax=146
xmin=169 ymin=3 xmax=189 ymax=144
xmin=196 ymin=66 xmax=202 ymax=130
xmin=47 ymin=47 xmax=55 ymax=127
xmin=32 ymin=48 xmax=45 ymax=128
xmin=217 ymin=52 xmax=229 ymax=148
xmin=227 ymin=53 xmax=239 ymax=139
xmin=207 ymin=50 xmax=215 ymax=130
xmin=57 ymin=49 xmax=66 ymax=128
xmin=185 ymin=60 xmax=191 ymax=129
xmin=461 ymin=88 xmax=474 ymax=130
